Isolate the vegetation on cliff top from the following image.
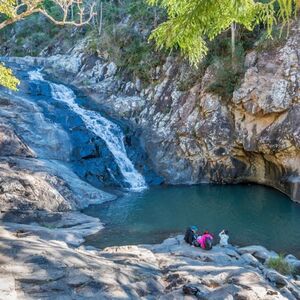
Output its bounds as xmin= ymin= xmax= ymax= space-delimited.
xmin=0 ymin=0 xmax=299 ymax=92
xmin=147 ymin=0 xmax=299 ymax=66
xmin=0 ymin=0 xmax=95 ymax=90
xmin=145 ymin=0 xmax=298 ymax=98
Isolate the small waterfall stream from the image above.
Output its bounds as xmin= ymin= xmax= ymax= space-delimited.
xmin=29 ymin=70 xmax=147 ymax=191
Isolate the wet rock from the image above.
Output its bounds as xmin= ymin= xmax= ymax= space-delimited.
xmin=0 ymin=88 xmax=116 ymax=208
xmin=4 ymin=22 xmax=300 ymax=201
xmin=77 ymin=144 xmax=98 ymax=159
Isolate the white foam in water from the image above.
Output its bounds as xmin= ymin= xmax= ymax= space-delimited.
xmin=28 ymin=70 xmax=147 ymax=191
xmin=29 ymin=69 xmax=44 ymax=81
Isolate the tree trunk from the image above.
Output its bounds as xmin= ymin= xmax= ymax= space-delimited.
xmin=98 ymin=1 xmax=103 ymax=36
xmin=231 ymin=22 xmax=237 ymax=70
xmin=154 ymin=7 xmax=158 ymax=27
xmin=71 ymin=5 xmax=74 ymax=21
xmin=231 ymin=23 xmax=236 ymax=59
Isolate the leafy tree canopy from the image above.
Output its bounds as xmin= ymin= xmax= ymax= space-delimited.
xmin=0 ymin=64 xmax=20 ymax=91
xmin=147 ymin=0 xmax=299 ymax=66
xmin=0 ymin=0 xmax=16 ymax=18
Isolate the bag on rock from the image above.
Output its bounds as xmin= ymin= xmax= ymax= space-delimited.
xmin=183 ymin=285 xmax=207 ymax=299
xmin=204 ymin=237 xmax=213 ymax=250
xmin=184 ymin=226 xmax=198 ymax=245
xmin=183 ymin=285 xmax=200 ymax=295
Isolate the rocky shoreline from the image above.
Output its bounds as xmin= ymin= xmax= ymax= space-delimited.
xmin=0 ymin=20 xmax=299 ymax=299
xmin=1 ymin=224 xmax=300 ymax=299
xmin=0 ymin=108 xmax=299 ymax=299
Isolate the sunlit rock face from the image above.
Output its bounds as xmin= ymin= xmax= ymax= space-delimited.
xmin=9 ymin=22 xmax=299 ymax=201
xmin=132 ymin=23 xmax=300 ymax=201
xmin=231 ymin=24 xmax=300 ymax=201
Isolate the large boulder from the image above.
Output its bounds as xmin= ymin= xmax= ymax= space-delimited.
xmin=0 ymin=160 xmax=77 ymax=212
xmin=0 ymin=124 xmax=35 ymax=158
xmin=285 ymin=255 xmax=300 ymax=275
xmin=237 ymin=245 xmax=278 ymax=262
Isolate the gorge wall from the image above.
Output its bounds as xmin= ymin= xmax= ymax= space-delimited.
xmin=3 ymin=20 xmax=300 ymax=201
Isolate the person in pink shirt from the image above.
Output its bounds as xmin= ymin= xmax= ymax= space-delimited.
xmin=196 ymin=231 xmax=214 ymax=250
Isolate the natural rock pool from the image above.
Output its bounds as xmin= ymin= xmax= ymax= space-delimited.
xmin=84 ymin=184 xmax=300 ymax=257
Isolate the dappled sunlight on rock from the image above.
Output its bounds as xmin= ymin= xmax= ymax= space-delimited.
xmin=1 ymin=228 xmax=298 ymax=299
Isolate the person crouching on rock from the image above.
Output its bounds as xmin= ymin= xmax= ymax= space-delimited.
xmin=219 ymin=229 xmax=229 ymax=247
xmin=197 ymin=230 xmax=214 ymax=250
xmin=184 ymin=226 xmax=199 ymax=246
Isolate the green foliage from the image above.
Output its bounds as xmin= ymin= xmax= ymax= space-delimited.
xmin=147 ymin=0 xmax=299 ymax=66
xmin=206 ymin=39 xmax=246 ymax=100
xmin=266 ymin=254 xmax=295 ymax=275
xmin=0 ymin=63 xmax=20 ymax=90
xmin=208 ymin=62 xmax=243 ymax=101
xmin=0 ymin=0 xmax=16 ymax=18
xmin=2 ymin=14 xmax=61 ymax=57
xmin=86 ymin=0 xmax=166 ymax=83
xmin=176 ymin=30 xmax=249 ymax=95
xmin=42 ymin=0 xmax=64 ymax=20
xmin=87 ymin=25 xmax=164 ymax=83
xmin=127 ymin=0 xmax=163 ymax=25
xmin=255 ymin=25 xmax=288 ymax=51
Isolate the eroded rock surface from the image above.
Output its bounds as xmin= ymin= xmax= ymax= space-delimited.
xmin=0 ymin=231 xmax=299 ymax=300
xmin=0 ymin=160 xmax=77 ymax=211
xmin=0 ymin=122 xmax=74 ymax=211
xmin=0 ymin=125 xmax=35 ymax=158
xmin=9 ymin=22 xmax=299 ymax=201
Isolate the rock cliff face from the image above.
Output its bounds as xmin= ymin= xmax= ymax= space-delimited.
xmin=136 ymin=23 xmax=300 ymax=201
xmin=0 ymin=90 xmax=115 ymax=212
xmin=0 ymin=122 xmax=75 ymax=212
xmin=6 ymin=22 xmax=300 ymax=201
xmin=0 ymin=90 xmax=114 ymax=245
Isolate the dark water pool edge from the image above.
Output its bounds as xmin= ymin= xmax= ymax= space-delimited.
xmin=82 ymin=183 xmax=300 ymax=257
xmin=83 ymin=227 xmax=300 ymax=260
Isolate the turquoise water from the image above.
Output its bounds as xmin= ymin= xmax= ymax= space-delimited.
xmin=83 ymin=184 xmax=300 ymax=257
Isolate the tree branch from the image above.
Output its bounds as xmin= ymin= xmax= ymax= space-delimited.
xmin=0 ymin=0 xmax=96 ymax=30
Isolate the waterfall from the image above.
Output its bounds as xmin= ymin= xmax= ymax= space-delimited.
xmin=29 ymin=70 xmax=147 ymax=191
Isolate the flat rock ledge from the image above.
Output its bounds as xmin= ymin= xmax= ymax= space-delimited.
xmin=0 ymin=230 xmax=299 ymax=300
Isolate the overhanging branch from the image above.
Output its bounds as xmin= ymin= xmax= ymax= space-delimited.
xmin=0 ymin=0 xmax=96 ymax=30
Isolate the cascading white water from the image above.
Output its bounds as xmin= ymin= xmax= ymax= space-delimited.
xmin=29 ymin=70 xmax=147 ymax=191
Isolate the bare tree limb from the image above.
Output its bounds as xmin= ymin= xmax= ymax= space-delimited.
xmin=92 ymin=0 xmax=103 ymax=36
xmin=0 ymin=0 xmax=96 ymax=30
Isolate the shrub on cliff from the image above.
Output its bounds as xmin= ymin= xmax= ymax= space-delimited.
xmin=266 ymin=255 xmax=295 ymax=275
xmin=85 ymin=0 xmax=166 ymax=84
